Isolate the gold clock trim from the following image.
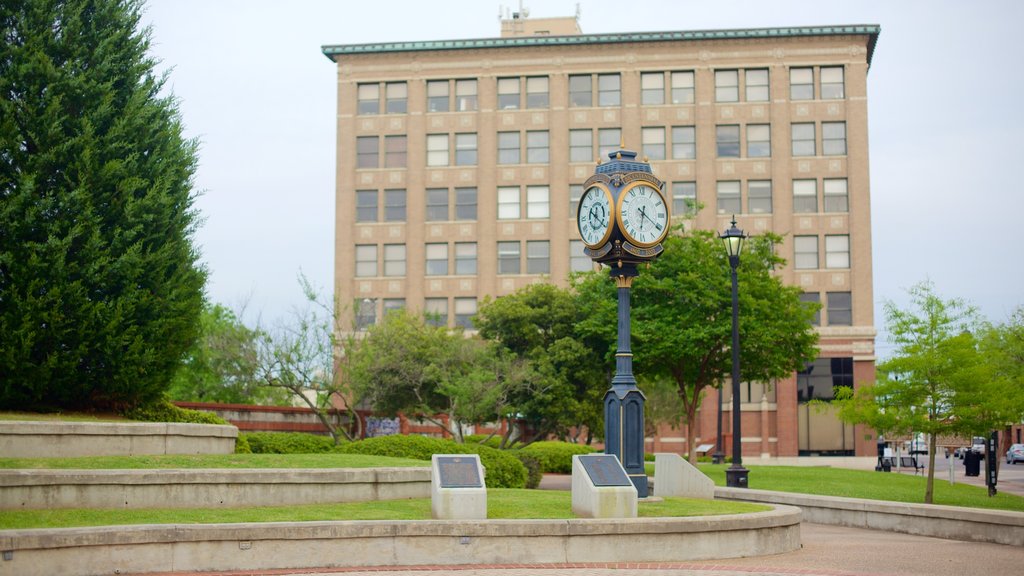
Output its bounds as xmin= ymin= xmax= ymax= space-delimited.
xmin=577 ymin=182 xmax=615 ymax=249
xmin=615 ymin=180 xmax=671 ymax=248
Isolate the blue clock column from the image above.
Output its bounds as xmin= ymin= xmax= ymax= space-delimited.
xmin=604 ymin=262 xmax=647 ymax=497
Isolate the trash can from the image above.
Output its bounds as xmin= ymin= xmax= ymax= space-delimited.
xmin=964 ymin=450 xmax=981 ymax=477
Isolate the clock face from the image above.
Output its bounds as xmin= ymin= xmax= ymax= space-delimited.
xmin=577 ymin=184 xmax=613 ymax=248
xmin=617 ymin=182 xmax=669 ymax=247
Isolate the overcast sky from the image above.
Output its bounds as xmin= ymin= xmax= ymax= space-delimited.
xmin=141 ymin=0 xmax=1023 ymax=354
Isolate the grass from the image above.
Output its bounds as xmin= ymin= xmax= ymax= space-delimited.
xmin=0 ymin=490 xmax=770 ymax=530
xmin=0 ymin=453 xmax=428 ymax=469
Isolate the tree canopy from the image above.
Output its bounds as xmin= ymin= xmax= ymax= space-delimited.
xmin=0 ymin=0 xmax=205 ymax=410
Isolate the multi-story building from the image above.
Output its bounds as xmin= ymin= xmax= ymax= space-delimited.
xmin=322 ymin=15 xmax=881 ymax=458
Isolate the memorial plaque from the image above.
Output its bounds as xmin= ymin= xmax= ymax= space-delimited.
xmin=436 ymin=456 xmax=483 ymax=488
xmin=578 ymin=454 xmax=631 ymax=487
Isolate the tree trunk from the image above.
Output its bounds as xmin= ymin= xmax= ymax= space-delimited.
xmin=925 ymin=432 xmax=936 ymax=504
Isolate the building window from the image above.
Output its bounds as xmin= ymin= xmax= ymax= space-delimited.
xmin=356 ymin=190 xmax=377 ymax=222
xmin=455 ymin=187 xmax=477 ymax=220
xmin=383 ymin=244 xmax=406 ymax=276
xmin=641 ymin=72 xmax=665 ymax=105
xmin=526 ymin=76 xmax=549 ymax=109
xmin=455 ymin=133 xmax=477 ymax=166
xmin=454 ymin=242 xmax=477 ymax=275
xmin=426 ymin=134 xmax=448 ymax=166
xmin=355 ymin=298 xmax=376 ymax=330
xmin=827 ymin=292 xmax=852 ymax=326
xmin=385 ymin=82 xmax=407 ymax=114
xmin=425 ymin=298 xmax=448 ymax=327
xmin=526 ymin=130 xmax=549 ymax=164
xmin=824 ymin=178 xmax=848 ymax=212
xmin=357 ymin=83 xmax=379 ymax=115
xmin=598 ymin=128 xmax=621 ymax=160
xmin=527 ymin=240 xmax=550 ymax=274
xmin=672 ymin=126 xmax=696 ymax=159
xmin=426 ymin=188 xmax=448 ymax=221
xmin=569 ymin=74 xmax=592 ymax=107
xmin=825 ymin=235 xmax=850 ymax=269
xmin=790 ymin=68 xmax=814 ymax=100
xmin=641 ymin=127 xmax=665 ymax=161
xmin=800 ymin=292 xmax=821 ymax=326
xmin=792 ymin=123 xmax=815 ymax=156
xmin=823 ymin=122 xmax=847 ymax=156
xmin=748 ymin=180 xmax=772 ymax=214
xmin=570 ymin=129 xmax=593 ymax=163
xmin=526 ymin=185 xmax=549 ymax=219
xmin=497 ymin=186 xmax=520 ymax=219
xmin=384 ymin=189 xmax=405 ymax=222
xmin=793 ymin=180 xmax=818 ymax=213
xmin=497 ymin=131 xmax=520 ymax=164
xmin=716 ymin=181 xmax=741 ymax=214
xmin=384 ymin=135 xmax=407 ymax=168
xmin=797 ymin=357 xmax=853 ymax=402
xmin=672 ymin=181 xmax=696 ymax=216
xmin=569 ymin=184 xmax=583 ymax=216
xmin=671 ymin=71 xmax=695 ymax=104
xmin=794 ymin=236 xmax=818 ymax=269
xmin=427 ymin=80 xmax=449 ymax=112
xmin=715 ymin=70 xmax=738 ymax=102
xmin=455 ymin=79 xmax=478 ymax=111
xmin=497 ymin=241 xmax=521 ymax=274
xmin=356 ymin=136 xmax=378 ymax=168
xmin=425 ymin=243 xmax=448 ymax=276
xmin=497 ymin=77 xmax=520 ymax=109
xmin=747 ymin=124 xmax=771 ymax=158
xmin=745 ymin=69 xmax=769 ymax=102
xmin=383 ymin=299 xmax=405 ymax=315
xmin=355 ymin=245 xmax=377 ymax=277
xmin=597 ymin=73 xmax=621 ymax=107
xmin=454 ymin=297 xmax=477 ymax=330
xmin=820 ymin=66 xmax=845 ymax=99
xmin=570 ymin=240 xmax=591 ymax=272
xmin=716 ymin=125 xmax=740 ymax=158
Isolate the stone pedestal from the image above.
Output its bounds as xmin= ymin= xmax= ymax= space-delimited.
xmin=653 ymin=452 xmax=715 ymax=499
xmin=431 ymin=454 xmax=486 ymax=520
xmin=571 ymin=454 xmax=637 ymax=518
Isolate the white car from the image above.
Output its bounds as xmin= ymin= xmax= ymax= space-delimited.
xmin=1007 ymin=444 xmax=1024 ymax=465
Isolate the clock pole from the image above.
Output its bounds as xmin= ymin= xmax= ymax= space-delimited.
xmin=577 ymin=146 xmax=669 ymax=499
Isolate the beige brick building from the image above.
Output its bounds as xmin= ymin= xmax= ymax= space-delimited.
xmin=322 ymin=16 xmax=880 ymax=458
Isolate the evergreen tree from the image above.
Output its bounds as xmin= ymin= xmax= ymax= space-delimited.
xmin=0 ymin=0 xmax=205 ymax=410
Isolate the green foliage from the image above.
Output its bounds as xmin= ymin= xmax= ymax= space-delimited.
xmin=122 ymin=399 xmax=226 ymax=425
xmin=515 ymin=454 xmax=543 ymax=489
xmin=241 ymin=432 xmax=340 ymax=454
xmin=233 ymin=434 xmax=252 ymax=454
xmin=339 ymin=434 xmax=527 ymax=488
xmin=516 ymin=440 xmax=596 ymax=474
xmin=0 ymin=0 xmax=206 ymax=411
xmin=463 ymin=434 xmax=510 ymax=449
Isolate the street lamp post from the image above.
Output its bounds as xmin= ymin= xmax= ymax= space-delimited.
xmin=712 ymin=384 xmax=724 ymax=464
xmin=720 ymin=217 xmax=749 ymax=488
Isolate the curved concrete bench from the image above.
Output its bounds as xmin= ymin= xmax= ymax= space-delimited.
xmin=0 ymin=421 xmax=237 ymax=457
xmin=0 ymin=505 xmax=802 ymax=576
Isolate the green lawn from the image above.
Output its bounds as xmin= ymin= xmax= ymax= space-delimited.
xmin=0 ymin=490 xmax=769 ymax=530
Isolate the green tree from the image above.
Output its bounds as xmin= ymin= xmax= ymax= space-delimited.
xmin=0 ymin=0 xmax=205 ymax=411
xmin=834 ymin=281 xmax=984 ymax=503
xmin=575 ymin=226 xmax=819 ymax=462
xmin=168 ymin=303 xmax=289 ymax=405
xmin=972 ymin=307 xmax=1024 ymax=459
xmin=475 ymin=283 xmax=607 ymax=446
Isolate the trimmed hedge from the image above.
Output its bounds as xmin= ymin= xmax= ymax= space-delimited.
xmin=242 ymin=432 xmax=340 ymax=454
xmin=517 ymin=441 xmax=596 ymax=474
xmin=123 ymin=399 xmax=227 ymax=425
xmin=339 ymin=435 xmax=527 ymax=489
xmin=234 ymin=434 xmax=252 ymax=454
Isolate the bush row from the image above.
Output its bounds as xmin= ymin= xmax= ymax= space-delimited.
xmin=240 ymin=431 xmax=341 ymax=454
xmin=123 ymin=399 xmax=227 ymax=425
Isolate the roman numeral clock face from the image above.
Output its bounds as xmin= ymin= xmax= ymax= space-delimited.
xmin=577 ymin=184 xmax=613 ymax=248
xmin=617 ymin=183 xmax=669 ymax=247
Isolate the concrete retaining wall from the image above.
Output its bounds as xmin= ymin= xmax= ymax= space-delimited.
xmin=0 ymin=421 xmax=238 ymax=458
xmin=0 ymin=467 xmax=430 ymax=509
xmin=0 ymin=506 xmax=802 ymax=576
xmin=717 ymin=487 xmax=1024 ymax=546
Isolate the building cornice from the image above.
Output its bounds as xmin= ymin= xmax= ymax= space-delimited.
xmin=322 ymin=25 xmax=881 ymax=67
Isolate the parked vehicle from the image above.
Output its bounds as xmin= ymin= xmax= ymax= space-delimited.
xmin=971 ymin=436 xmax=987 ymax=460
xmin=1007 ymin=443 xmax=1024 ymax=465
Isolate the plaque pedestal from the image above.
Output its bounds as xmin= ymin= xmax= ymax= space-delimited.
xmin=571 ymin=454 xmax=637 ymax=518
xmin=653 ymin=452 xmax=715 ymax=499
xmin=431 ymin=454 xmax=487 ymax=520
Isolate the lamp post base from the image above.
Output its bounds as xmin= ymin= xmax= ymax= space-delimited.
xmin=725 ymin=465 xmax=749 ymax=488
xmin=711 ymin=451 xmax=724 ymax=465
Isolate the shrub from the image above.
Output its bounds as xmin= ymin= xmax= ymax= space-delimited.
xmin=234 ymin=434 xmax=252 ymax=454
xmin=516 ymin=453 xmax=543 ymax=489
xmin=123 ymin=399 xmax=227 ymax=425
xmin=645 ymin=452 xmax=656 ymax=462
xmin=339 ymin=434 xmax=527 ymax=488
xmin=243 ymin=432 xmax=339 ymax=454
xmin=517 ymin=441 xmax=596 ymax=474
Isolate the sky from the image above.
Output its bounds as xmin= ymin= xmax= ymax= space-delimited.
xmin=140 ymin=0 xmax=1024 ymax=354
